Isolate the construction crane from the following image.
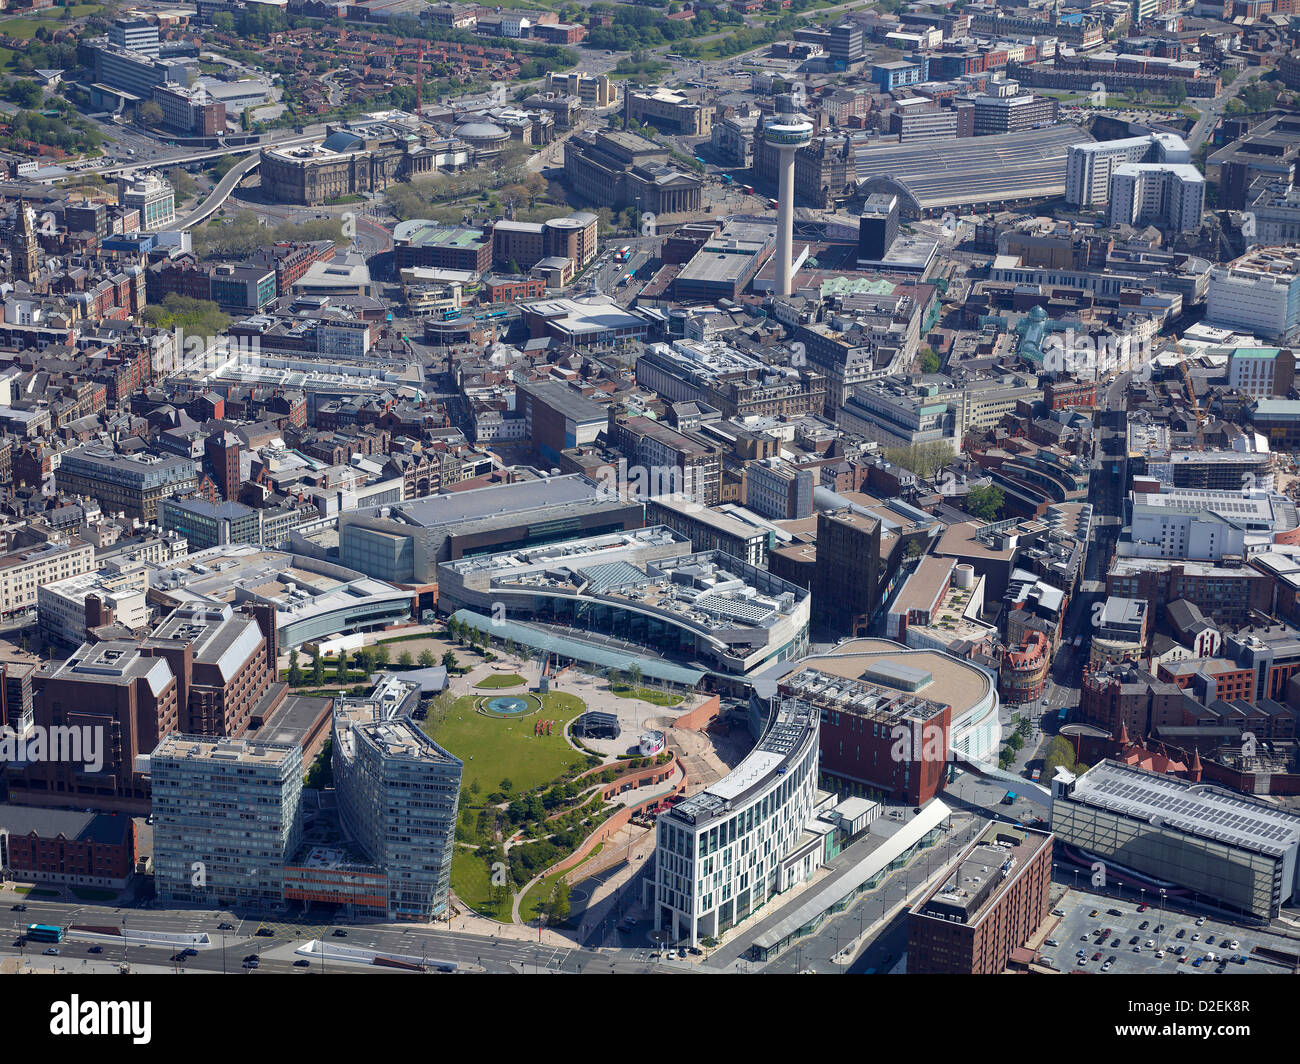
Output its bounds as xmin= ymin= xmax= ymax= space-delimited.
xmin=390 ymin=45 xmax=426 ymax=119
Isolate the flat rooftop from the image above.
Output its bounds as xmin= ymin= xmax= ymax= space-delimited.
xmin=360 ymin=474 xmax=619 ymax=529
xmin=1066 ymin=760 xmax=1300 ymax=857
xmin=153 ymin=732 xmax=299 ymax=769
xmin=914 ymin=822 xmax=1050 ymax=927
xmin=781 ymin=637 xmax=992 ymax=719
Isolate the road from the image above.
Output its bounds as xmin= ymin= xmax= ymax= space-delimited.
xmin=0 ymin=896 xmax=697 ymax=976
xmin=1186 ymin=70 xmax=1254 ymax=153
xmin=174 ymin=151 xmax=263 ymax=228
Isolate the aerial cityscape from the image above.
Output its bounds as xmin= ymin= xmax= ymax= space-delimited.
xmin=0 ymin=0 xmax=1296 ymax=1010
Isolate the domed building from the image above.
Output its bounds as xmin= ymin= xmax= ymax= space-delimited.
xmin=454 ymin=120 xmax=510 ymax=162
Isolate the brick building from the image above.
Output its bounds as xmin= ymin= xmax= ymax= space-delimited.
xmin=908 ymin=822 xmax=1053 ymax=974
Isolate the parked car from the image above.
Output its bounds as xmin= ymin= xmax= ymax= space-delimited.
xmin=1044 ymin=939 xmax=1060 ymax=948
xmin=1107 ymin=908 xmax=1123 ymax=917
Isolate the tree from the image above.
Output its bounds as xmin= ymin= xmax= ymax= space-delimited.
xmin=137 ymin=100 xmax=164 ymax=128
xmin=398 ymin=650 xmax=414 ymax=667
xmin=544 ymin=879 xmax=571 ymax=924
xmin=355 ymin=648 xmax=375 ymax=679
xmin=441 ymin=650 xmax=459 ymax=672
xmin=311 ymin=650 xmax=325 ymax=686
xmin=965 ymin=484 xmax=1005 ymax=521
xmin=629 ymin=664 xmax=643 ymax=692
xmin=919 ymin=346 xmax=941 ymax=374
xmin=374 ymin=644 xmax=390 ymax=668
xmin=288 ymin=649 xmax=302 ymax=686
xmin=419 ymin=648 xmax=437 ymax=668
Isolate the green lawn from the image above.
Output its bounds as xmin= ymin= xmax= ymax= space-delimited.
xmin=424 ymin=691 xmax=588 ymax=797
xmin=450 ymin=846 xmax=510 ymax=920
xmin=610 ymin=685 xmax=683 ymax=707
xmin=475 ymin=673 xmax=526 ymax=690
xmin=12 ymin=885 xmax=57 ymax=896
xmin=519 ymin=874 xmax=558 ymax=925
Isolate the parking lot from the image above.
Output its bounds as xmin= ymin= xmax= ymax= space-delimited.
xmin=1037 ymin=888 xmax=1296 ymax=975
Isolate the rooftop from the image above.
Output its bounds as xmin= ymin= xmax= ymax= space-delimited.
xmin=1066 ymin=760 xmax=1300 ymax=857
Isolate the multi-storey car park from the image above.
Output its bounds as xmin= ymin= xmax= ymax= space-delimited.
xmin=1050 ymin=760 xmax=1300 ymax=921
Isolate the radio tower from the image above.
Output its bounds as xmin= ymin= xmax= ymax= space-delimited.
xmin=765 ymin=93 xmax=813 ymax=299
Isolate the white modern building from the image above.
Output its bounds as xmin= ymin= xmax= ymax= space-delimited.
xmin=1065 ymin=131 xmax=1190 ymax=208
xmin=117 ymin=171 xmax=176 ymax=232
xmin=1228 ymin=346 xmax=1293 ymax=398
xmin=38 ymin=561 xmax=150 ymax=647
xmin=1108 ymin=162 xmax=1205 ymax=233
xmin=108 ymin=17 xmax=160 ymax=57
xmin=1118 ymin=503 xmax=1245 ymax=562
xmin=1207 ymin=246 xmax=1300 ymax=342
xmin=653 ymin=698 xmax=820 ymax=946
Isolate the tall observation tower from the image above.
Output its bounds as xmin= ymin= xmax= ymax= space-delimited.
xmin=765 ymin=93 xmax=813 ymax=298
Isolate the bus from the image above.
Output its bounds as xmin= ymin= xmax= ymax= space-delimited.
xmin=486 ymin=309 xmax=507 ymax=319
xmin=617 ymin=246 xmax=631 ymax=262
xmin=25 ymin=924 xmax=64 ymax=943
xmin=666 ymin=53 xmax=684 ymax=62
xmin=441 ymin=308 xmax=461 ymax=321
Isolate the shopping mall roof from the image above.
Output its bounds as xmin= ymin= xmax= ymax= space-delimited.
xmin=448 ymin=608 xmax=705 ymax=686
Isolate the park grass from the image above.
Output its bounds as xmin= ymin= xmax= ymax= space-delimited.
xmin=610 ymin=684 xmax=683 ymax=707
xmin=474 ymin=673 xmax=526 ymax=690
xmin=519 ymin=874 xmax=558 ymax=925
xmin=0 ymin=4 xmax=100 ymax=40
xmin=450 ymin=846 xmax=510 ymax=920
xmin=424 ymin=691 xmax=588 ymax=798
xmin=12 ymin=885 xmax=57 ymax=896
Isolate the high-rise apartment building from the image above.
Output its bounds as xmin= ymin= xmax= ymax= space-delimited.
xmin=152 ymin=733 xmax=303 ymax=908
